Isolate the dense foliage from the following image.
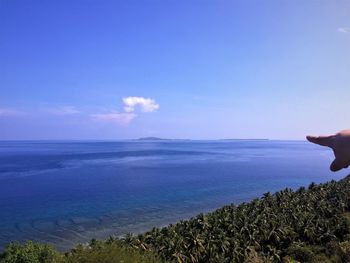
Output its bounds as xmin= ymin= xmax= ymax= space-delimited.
xmin=64 ymin=238 xmax=160 ymax=263
xmin=0 ymin=240 xmax=160 ymax=263
xmin=126 ymin=176 xmax=350 ymax=262
xmin=0 ymin=241 xmax=61 ymax=263
xmin=2 ymin=176 xmax=350 ymax=263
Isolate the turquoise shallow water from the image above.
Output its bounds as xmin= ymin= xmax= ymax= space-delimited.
xmin=0 ymin=140 xmax=347 ymax=251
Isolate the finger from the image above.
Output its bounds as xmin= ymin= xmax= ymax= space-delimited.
xmin=330 ymin=158 xmax=347 ymax=172
xmin=306 ymin=135 xmax=333 ymax=147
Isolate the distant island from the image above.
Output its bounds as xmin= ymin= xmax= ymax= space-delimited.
xmin=137 ymin=137 xmax=269 ymax=141
xmin=137 ymin=137 xmax=169 ymax=141
xmin=137 ymin=137 xmax=192 ymax=141
xmin=219 ymin=138 xmax=270 ymax=141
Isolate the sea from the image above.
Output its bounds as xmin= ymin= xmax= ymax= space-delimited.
xmin=0 ymin=140 xmax=347 ymax=251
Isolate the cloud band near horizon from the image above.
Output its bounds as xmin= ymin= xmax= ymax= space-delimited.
xmin=0 ymin=96 xmax=159 ymax=126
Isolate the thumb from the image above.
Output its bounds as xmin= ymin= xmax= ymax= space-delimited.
xmin=330 ymin=158 xmax=347 ymax=172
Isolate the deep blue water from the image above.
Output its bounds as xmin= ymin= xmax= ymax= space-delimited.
xmin=0 ymin=140 xmax=347 ymax=251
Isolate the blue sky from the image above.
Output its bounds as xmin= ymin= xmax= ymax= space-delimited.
xmin=1 ymin=0 xmax=349 ymax=140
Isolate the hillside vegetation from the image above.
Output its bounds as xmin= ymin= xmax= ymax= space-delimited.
xmin=2 ymin=176 xmax=350 ymax=263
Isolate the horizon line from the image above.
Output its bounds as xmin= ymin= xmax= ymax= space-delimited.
xmin=0 ymin=138 xmax=309 ymax=142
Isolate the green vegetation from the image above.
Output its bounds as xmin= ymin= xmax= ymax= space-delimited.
xmin=2 ymin=176 xmax=350 ymax=262
xmin=126 ymin=176 xmax=350 ymax=262
xmin=0 ymin=240 xmax=160 ymax=263
xmin=0 ymin=241 xmax=61 ymax=263
xmin=64 ymin=238 xmax=160 ymax=263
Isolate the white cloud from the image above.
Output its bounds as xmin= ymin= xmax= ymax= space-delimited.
xmin=47 ymin=106 xmax=80 ymax=115
xmin=0 ymin=108 xmax=24 ymax=117
xmin=91 ymin=96 xmax=159 ymax=126
xmin=123 ymin=97 xmax=159 ymax=113
xmin=91 ymin=112 xmax=136 ymax=126
xmin=337 ymin=27 xmax=350 ymax=34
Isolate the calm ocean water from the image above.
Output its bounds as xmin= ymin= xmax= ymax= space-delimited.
xmin=0 ymin=140 xmax=347 ymax=251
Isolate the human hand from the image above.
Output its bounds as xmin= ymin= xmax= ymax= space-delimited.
xmin=307 ymin=130 xmax=350 ymax=172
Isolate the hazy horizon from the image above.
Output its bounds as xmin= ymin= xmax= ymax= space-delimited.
xmin=0 ymin=138 xmax=299 ymax=142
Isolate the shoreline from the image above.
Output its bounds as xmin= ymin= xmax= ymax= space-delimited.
xmin=2 ymin=176 xmax=350 ymax=262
